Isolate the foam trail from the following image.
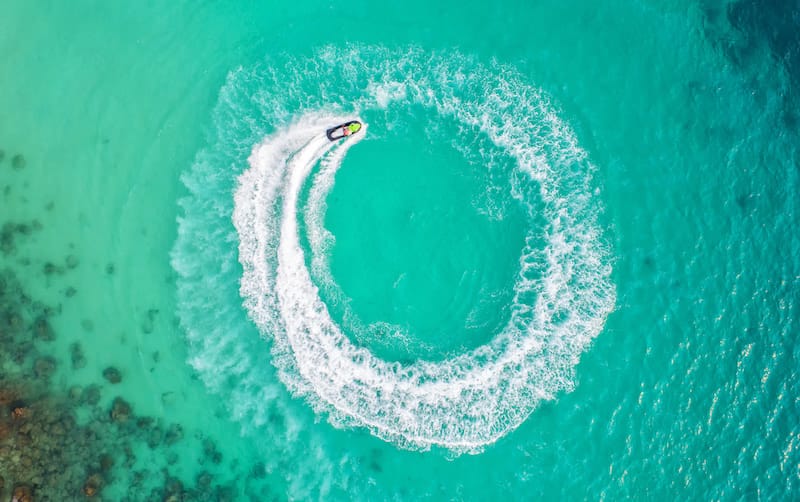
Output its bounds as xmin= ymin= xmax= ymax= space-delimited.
xmin=184 ymin=46 xmax=616 ymax=454
xmin=237 ymin=113 xmax=609 ymax=450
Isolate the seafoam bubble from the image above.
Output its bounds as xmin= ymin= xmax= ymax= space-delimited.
xmin=175 ymin=45 xmax=615 ymax=454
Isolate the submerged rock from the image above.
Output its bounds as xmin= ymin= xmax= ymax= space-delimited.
xmin=105 ymin=263 xmax=115 ymax=275
xmin=70 ymin=343 xmax=86 ymax=370
xmin=196 ymin=471 xmax=212 ymax=488
xmin=11 ymin=484 xmax=33 ymax=502
xmin=32 ymin=317 xmax=55 ymax=341
xmin=164 ymin=423 xmax=183 ymax=445
xmin=11 ymin=154 xmax=26 ymax=170
xmin=110 ymin=397 xmax=131 ymax=423
xmin=164 ymin=476 xmax=183 ymax=496
xmin=0 ymin=388 xmax=17 ymax=406
xmin=82 ymin=473 xmax=103 ymax=498
xmin=99 ymin=453 xmax=114 ymax=472
xmin=0 ymin=262 xmax=278 ymax=501
xmin=5 ymin=312 xmax=23 ymax=331
xmin=202 ymin=438 xmax=222 ymax=464
xmin=65 ymin=255 xmax=79 ymax=269
xmin=1 ymin=221 xmax=43 ymax=256
xmin=102 ymin=367 xmax=121 ymax=384
xmin=0 ymin=149 xmax=5 ymax=162
xmin=13 ymin=341 xmax=33 ymax=364
xmin=11 ymin=402 xmax=30 ymax=420
xmin=83 ymin=385 xmax=101 ymax=406
xmin=1 ymin=225 xmax=15 ymax=255
xmin=68 ymin=386 xmax=82 ymax=402
xmin=122 ymin=444 xmax=136 ymax=468
xmin=141 ymin=308 xmax=159 ymax=334
xmin=34 ymin=357 xmax=56 ymax=380
xmin=214 ymin=485 xmax=236 ymax=502
xmin=146 ymin=426 xmax=162 ymax=448
xmin=161 ymin=391 xmax=176 ymax=406
xmin=131 ymin=471 xmax=144 ymax=486
xmin=250 ymin=461 xmax=266 ymax=479
xmin=135 ymin=416 xmax=154 ymax=429
xmin=49 ymin=420 xmax=66 ymax=437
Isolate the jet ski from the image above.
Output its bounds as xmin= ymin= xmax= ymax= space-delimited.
xmin=326 ymin=120 xmax=362 ymax=141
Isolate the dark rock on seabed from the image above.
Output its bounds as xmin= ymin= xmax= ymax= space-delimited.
xmin=33 ymin=357 xmax=56 ymax=380
xmin=82 ymin=472 xmax=103 ymax=497
xmin=0 ymin=217 xmax=274 ymax=499
xmin=42 ymin=262 xmax=61 ymax=276
xmin=146 ymin=425 xmax=162 ymax=448
xmin=164 ymin=423 xmax=183 ymax=445
xmin=83 ymin=384 xmax=102 ymax=406
xmin=32 ymin=317 xmax=54 ymax=342
xmin=140 ymin=308 xmax=159 ymax=334
xmin=1 ymin=221 xmax=43 ymax=257
xmin=70 ymin=343 xmax=87 ymax=370
xmin=11 ymin=154 xmax=26 ymax=170
xmin=202 ymin=438 xmax=223 ymax=465
xmin=68 ymin=386 xmax=82 ymax=403
xmin=110 ymin=397 xmax=132 ymax=423
xmin=99 ymin=453 xmax=114 ymax=472
xmin=12 ymin=484 xmax=33 ymax=502
xmin=64 ymin=255 xmax=79 ymax=269
xmin=102 ymin=366 xmax=122 ymax=384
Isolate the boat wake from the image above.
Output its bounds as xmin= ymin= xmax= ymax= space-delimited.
xmin=174 ymin=45 xmax=616 ymax=453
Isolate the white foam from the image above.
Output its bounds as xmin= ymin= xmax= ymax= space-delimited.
xmin=368 ymin=81 xmax=408 ymax=109
xmin=228 ymin=47 xmax=615 ymax=452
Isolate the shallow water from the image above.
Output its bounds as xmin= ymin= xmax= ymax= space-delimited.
xmin=1 ymin=0 xmax=798 ymax=500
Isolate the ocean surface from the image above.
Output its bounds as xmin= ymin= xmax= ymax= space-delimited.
xmin=1 ymin=0 xmax=798 ymax=500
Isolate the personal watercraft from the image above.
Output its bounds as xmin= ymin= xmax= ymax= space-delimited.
xmin=326 ymin=121 xmax=362 ymax=141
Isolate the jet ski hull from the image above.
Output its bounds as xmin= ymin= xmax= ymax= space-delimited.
xmin=326 ymin=120 xmax=362 ymax=141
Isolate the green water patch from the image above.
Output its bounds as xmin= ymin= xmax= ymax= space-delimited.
xmin=321 ymin=124 xmax=527 ymax=361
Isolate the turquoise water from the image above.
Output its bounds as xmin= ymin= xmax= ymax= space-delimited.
xmin=1 ymin=0 xmax=798 ymax=500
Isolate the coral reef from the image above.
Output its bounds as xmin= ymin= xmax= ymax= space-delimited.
xmin=0 ymin=233 xmax=272 ymax=500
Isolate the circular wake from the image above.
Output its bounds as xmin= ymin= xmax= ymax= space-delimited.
xmin=176 ymin=46 xmax=615 ymax=453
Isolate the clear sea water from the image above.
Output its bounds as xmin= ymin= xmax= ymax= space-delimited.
xmin=1 ymin=0 xmax=798 ymax=499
